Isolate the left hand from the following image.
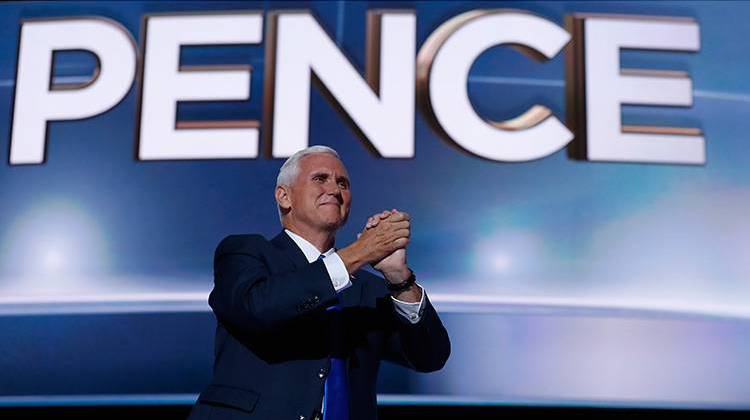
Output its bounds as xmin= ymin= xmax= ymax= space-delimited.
xmin=363 ymin=209 xmax=411 ymax=283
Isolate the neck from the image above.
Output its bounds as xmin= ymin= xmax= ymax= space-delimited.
xmin=283 ymin=220 xmax=336 ymax=253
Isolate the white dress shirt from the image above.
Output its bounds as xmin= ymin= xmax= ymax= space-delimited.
xmin=284 ymin=229 xmax=425 ymax=323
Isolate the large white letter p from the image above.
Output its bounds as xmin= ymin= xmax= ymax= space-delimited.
xmin=10 ymin=18 xmax=136 ymax=165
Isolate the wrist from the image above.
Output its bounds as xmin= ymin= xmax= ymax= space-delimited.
xmin=381 ymin=266 xmax=411 ymax=284
xmin=338 ymin=242 xmax=367 ymax=274
xmin=386 ymin=269 xmax=416 ymax=292
xmin=390 ymin=282 xmax=421 ymax=302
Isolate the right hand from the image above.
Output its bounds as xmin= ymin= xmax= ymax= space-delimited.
xmin=365 ymin=209 xmax=392 ymax=230
xmin=339 ymin=210 xmax=410 ymax=273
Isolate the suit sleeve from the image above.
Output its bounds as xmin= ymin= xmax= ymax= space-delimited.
xmin=208 ymin=235 xmax=338 ymax=335
xmin=373 ymin=278 xmax=451 ymax=372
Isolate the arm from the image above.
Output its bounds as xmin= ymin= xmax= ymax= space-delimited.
xmin=381 ymin=287 xmax=451 ymax=372
xmin=362 ymin=210 xmax=450 ymax=371
xmin=392 ymin=282 xmax=425 ymax=324
xmin=363 ymin=210 xmax=424 ymax=323
xmin=208 ymin=235 xmax=337 ymax=335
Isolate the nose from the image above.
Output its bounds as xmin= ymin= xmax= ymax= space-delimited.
xmin=325 ymin=180 xmax=343 ymax=200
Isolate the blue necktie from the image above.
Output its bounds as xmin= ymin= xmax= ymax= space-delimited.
xmin=318 ymin=254 xmax=349 ymax=420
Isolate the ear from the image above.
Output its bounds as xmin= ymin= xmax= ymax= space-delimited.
xmin=275 ymin=185 xmax=292 ymax=215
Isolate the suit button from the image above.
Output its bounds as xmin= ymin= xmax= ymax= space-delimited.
xmin=318 ymin=367 xmax=329 ymax=379
xmin=312 ymin=295 xmax=320 ymax=303
xmin=298 ymin=301 xmax=314 ymax=312
xmin=298 ymin=416 xmax=305 ymax=420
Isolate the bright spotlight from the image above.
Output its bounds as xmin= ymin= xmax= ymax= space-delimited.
xmin=491 ymin=253 xmax=512 ymax=272
xmin=0 ymin=198 xmax=110 ymax=295
xmin=42 ymin=247 xmax=65 ymax=272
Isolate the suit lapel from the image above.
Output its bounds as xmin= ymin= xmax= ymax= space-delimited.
xmin=270 ymin=230 xmax=363 ymax=308
xmin=270 ymin=230 xmax=310 ymax=270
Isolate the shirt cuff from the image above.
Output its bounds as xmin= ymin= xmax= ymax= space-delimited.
xmin=391 ymin=282 xmax=425 ymax=324
xmin=324 ymin=252 xmax=352 ymax=292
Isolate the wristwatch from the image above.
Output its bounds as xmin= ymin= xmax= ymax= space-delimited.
xmin=386 ymin=270 xmax=416 ymax=292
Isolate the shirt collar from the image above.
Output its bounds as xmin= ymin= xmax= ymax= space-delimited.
xmin=284 ymin=229 xmax=335 ymax=263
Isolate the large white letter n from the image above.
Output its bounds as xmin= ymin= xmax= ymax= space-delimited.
xmin=265 ymin=11 xmax=416 ymax=158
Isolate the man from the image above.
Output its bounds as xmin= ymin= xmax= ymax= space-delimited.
xmin=188 ymin=146 xmax=450 ymax=420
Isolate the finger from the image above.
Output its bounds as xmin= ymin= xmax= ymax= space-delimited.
xmin=387 ymin=211 xmax=410 ymax=222
xmin=389 ymin=228 xmax=411 ymax=239
xmin=386 ymin=212 xmax=403 ymax=222
xmin=370 ymin=211 xmax=395 ymax=227
xmin=389 ymin=237 xmax=409 ymax=249
xmin=395 ymin=211 xmax=410 ymax=221
xmin=385 ymin=220 xmax=410 ymax=230
xmin=369 ymin=212 xmax=389 ymax=225
xmin=384 ymin=229 xmax=410 ymax=244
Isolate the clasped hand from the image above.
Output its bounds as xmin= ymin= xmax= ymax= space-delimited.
xmin=359 ymin=209 xmax=411 ymax=283
xmin=338 ymin=209 xmax=411 ymax=283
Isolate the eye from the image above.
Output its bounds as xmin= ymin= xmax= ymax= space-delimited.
xmin=338 ymin=180 xmax=349 ymax=189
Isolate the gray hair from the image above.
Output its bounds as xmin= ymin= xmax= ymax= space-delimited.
xmin=276 ymin=145 xmax=341 ymax=220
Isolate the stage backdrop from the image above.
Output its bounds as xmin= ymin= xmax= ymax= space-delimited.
xmin=1 ymin=0 xmax=750 ymax=410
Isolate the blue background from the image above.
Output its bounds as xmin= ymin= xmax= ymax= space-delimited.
xmin=1 ymin=1 xmax=749 ymax=410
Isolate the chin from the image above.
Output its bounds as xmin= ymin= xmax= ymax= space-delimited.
xmin=319 ymin=217 xmax=346 ymax=231
xmin=326 ymin=218 xmax=343 ymax=228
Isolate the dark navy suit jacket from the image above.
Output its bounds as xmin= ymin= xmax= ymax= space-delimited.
xmin=187 ymin=231 xmax=451 ymax=420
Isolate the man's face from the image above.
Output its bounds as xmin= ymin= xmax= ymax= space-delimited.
xmin=285 ymin=153 xmax=352 ymax=233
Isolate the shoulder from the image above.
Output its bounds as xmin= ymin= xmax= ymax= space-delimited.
xmin=214 ymin=234 xmax=270 ymax=258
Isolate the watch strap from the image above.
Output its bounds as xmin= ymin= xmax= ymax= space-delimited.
xmin=386 ymin=270 xmax=416 ymax=292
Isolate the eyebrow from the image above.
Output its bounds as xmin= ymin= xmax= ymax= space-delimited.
xmin=310 ymin=171 xmax=350 ymax=184
xmin=310 ymin=171 xmax=330 ymax=178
